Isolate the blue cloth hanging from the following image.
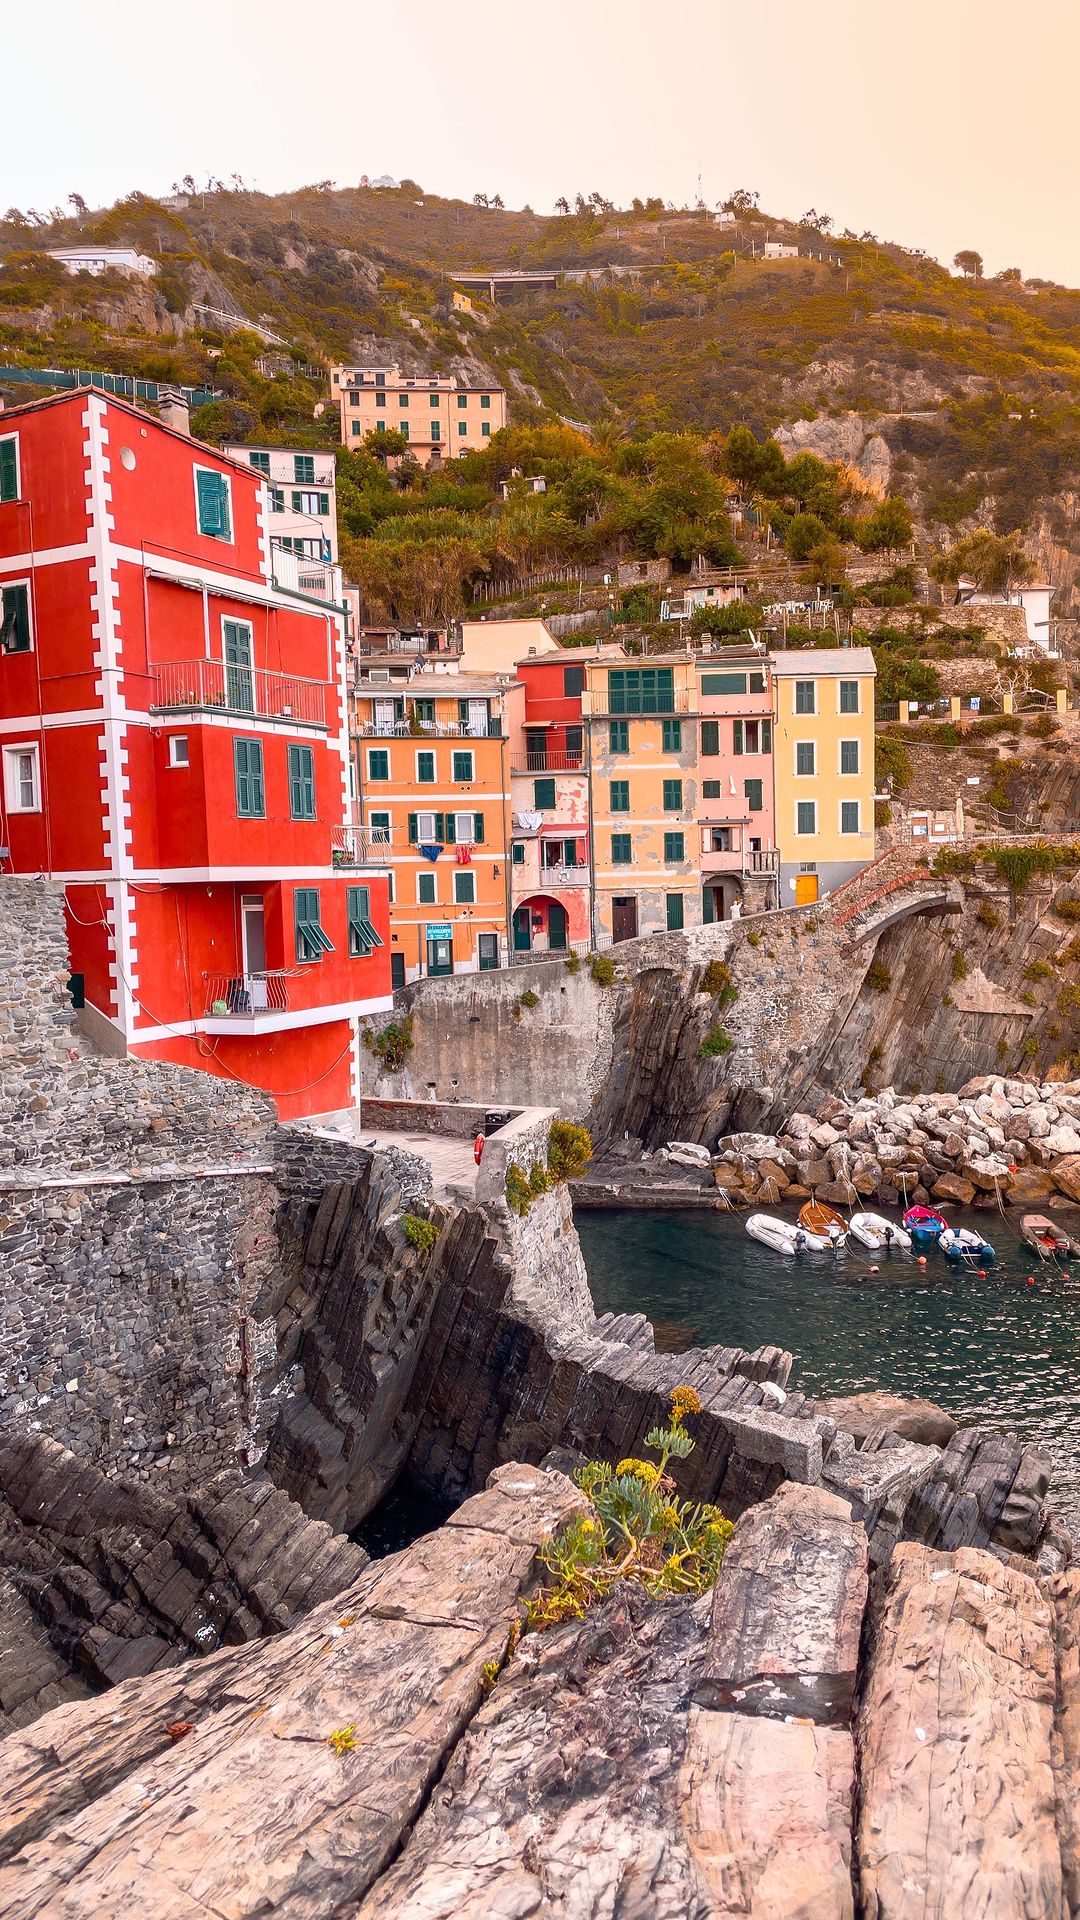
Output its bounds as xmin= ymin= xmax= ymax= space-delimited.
xmin=419 ymin=843 xmax=444 ymax=862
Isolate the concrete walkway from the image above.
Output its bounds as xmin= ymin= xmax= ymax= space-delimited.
xmin=359 ymin=1129 xmax=479 ymax=1202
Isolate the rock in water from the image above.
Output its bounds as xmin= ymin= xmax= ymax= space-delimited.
xmin=816 ymin=1391 xmax=958 ymax=1448
xmin=857 ymin=1542 xmax=1061 ymax=1918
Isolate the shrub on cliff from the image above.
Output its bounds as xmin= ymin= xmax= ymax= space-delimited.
xmin=547 ymin=1119 xmax=593 ymax=1181
xmin=589 ymin=952 xmax=616 ymax=986
xmin=505 ymin=1160 xmax=553 ymax=1216
xmin=370 ymin=1015 xmax=414 ymax=1070
xmin=401 ymin=1213 xmax=439 ymax=1253
xmin=699 ymin=1024 xmax=734 ymax=1059
xmin=522 ymin=1389 xmax=734 ymax=1634
xmin=865 ymin=960 xmax=892 ymax=992
xmin=701 ymin=958 xmax=738 ymax=1006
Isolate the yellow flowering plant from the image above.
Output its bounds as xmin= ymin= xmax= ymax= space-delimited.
xmin=522 ymin=1389 xmax=733 ymax=1632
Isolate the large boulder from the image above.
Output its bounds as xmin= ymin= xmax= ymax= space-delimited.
xmin=1045 ymin=1124 xmax=1080 ymax=1157
xmin=1008 ymin=1168 xmax=1061 ymax=1204
xmin=816 ymin=1391 xmax=958 ymax=1449
xmin=1050 ymin=1155 xmax=1080 ymax=1204
xmin=931 ymin=1172 xmax=976 ymax=1207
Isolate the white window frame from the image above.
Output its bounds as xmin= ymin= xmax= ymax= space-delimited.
xmin=794 ymin=679 xmax=816 ymax=716
xmin=452 ymin=748 xmax=475 ymax=782
xmin=167 ymin=735 xmax=189 ymax=768
xmin=414 ymin=747 xmax=437 ymax=783
xmin=192 ymin=463 xmax=234 ymax=545
xmin=417 ymin=870 xmax=438 ymax=905
xmin=839 ymin=738 xmax=860 ymax=776
xmin=838 ymin=679 xmax=861 ymax=715
xmin=0 ymin=575 xmax=34 ymax=654
xmin=416 ymin=810 xmax=438 ymax=843
xmin=0 ymin=432 xmax=21 ymax=502
xmin=795 ymin=740 xmax=816 ymax=777
xmin=366 ymin=746 xmax=391 ymax=781
xmin=796 ymin=799 xmax=817 ymax=836
xmin=453 ymin=809 xmax=476 ymax=843
xmin=3 ymin=741 xmax=41 ymax=812
xmin=840 ymin=798 xmax=861 ymax=835
xmin=453 ymin=869 xmax=477 ymax=904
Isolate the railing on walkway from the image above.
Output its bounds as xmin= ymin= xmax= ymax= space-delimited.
xmin=151 ymin=659 xmax=327 ymax=728
xmin=204 ymin=970 xmax=290 ymax=1017
xmin=511 ymin=751 xmax=584 ymax=774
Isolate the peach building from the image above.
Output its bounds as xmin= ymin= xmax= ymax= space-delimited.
xmin=695 ymin=649 xmax=780 ymax=919
xmin=582 ymin=656 xmax=700 ymax=943
xmin=330 ymin=365 xmax=506 ymax=467
xmin=351 ymin=668 xmax=523 ymax=981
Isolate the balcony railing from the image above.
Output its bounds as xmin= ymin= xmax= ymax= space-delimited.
xmin=511 ymin=751 xmax=584 ymax=774
xmin=358 ymin=718 xmax=502 ymax=739
xmin=151 ymin=660 xmax=327 ymax=728
xmin=270 ymin=547 xmax=342 ymax=604
xmin=701 ymin=841 xmax=780 ymax=876
xmin=538 ymin=863 xmax=590 ymax=888
xmin=204 ymin=970 xmax=289 ymax=1019
xmin=588 ymin=688 xmax=696 ymax=716
xmin=331 ymin=825 xmax=392 ymax=865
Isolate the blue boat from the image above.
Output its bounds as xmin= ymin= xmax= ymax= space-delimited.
xmin=903 ymin=1205 xmax=948 ymax=1251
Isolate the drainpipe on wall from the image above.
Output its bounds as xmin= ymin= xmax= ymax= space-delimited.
xmin=585 ymin=710 xmax=598 ymax=948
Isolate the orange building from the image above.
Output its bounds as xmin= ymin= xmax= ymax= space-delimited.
xmin=352 ymin=669 xmax=523 ymax=981
xmin=330 ymin=365 xmax=507 ymax=467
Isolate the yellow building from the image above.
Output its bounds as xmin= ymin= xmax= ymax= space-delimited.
xmin=583 ymin=655 xmax=700 ymax=942
xmin=330 ymin=364 xmax=506 ymax=467
xmin=770 ymin=647 xmax=876 ymax=905
xmin=351 ymin=670 xmax=523 ymax=981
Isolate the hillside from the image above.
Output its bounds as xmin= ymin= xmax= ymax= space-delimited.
xmin=5 ymin=182 xmax=1080 ymax=616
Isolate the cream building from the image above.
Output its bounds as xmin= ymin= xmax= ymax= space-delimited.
xmin=330 ymin=365 xmax=506 ymax=466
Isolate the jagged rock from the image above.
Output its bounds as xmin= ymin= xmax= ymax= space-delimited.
xmin=1009 ymin=1168 xmax=1061 ymax=1203
xmin=664 ymin=1141 xmax=712 ymax=1168
xmin=0 ymin=1464 xmax=588 ymax=1917
xmin=1046 ymin=1124 xmax=1080 ymax=1156
xmin=786 ymin=1112 xmax=814 ymax=1141
xmin=931 ymin=1172 xmax=976 ymax=1206
xmin=963 ymin=1155 xmax=1012 ymax=1191
xmin=698 ymin=1483 xmax=868 ymax=1725
xmin=756 ymin=1177 xmax=781 ymax=1207
xmin=857 ymin=1543 xmax=1061 ymax=1919
xmin=810 ymin=1122 xmax=841 ymax=1150
xmin=815 ymin=1392 xmax=958 ymax=1449
xmin=1050 ymin=1154 xmax=1080 ymax=1203
xmin=757 ymin=1158 xmax=790 ymax=1190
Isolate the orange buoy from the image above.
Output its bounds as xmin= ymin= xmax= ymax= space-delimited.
xmin=473 ymin=1132 xmax=484 ymax=1166
xmin=1027 ymin=1276 xmax=1036 ymax=1286
xmin=917 ymin=1255 xmax=927 ymax=1267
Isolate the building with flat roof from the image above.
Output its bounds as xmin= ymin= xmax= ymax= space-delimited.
xmin=330 ymin=365 xmax=506 ymax=467
xmin=770 ymin=648 xmax=876 ymax=903
xmin=44 ymin=246 xmax=158 ymax=278
xmin=224 ymin=445 xmax=339 ymax=562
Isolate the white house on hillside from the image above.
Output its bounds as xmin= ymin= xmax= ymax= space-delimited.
xmin=45 ymin=247 xmax=158 ymax=278
xmin=954 ymin=578 xmax=1057 ymax=655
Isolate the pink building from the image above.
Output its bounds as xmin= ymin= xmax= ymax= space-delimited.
xmin=695 ymin=650 xmax=780 ymax=918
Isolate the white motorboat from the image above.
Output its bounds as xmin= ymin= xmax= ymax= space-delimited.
xmin=745 ymin=1212 xmax=844 ymax=1255
xmin=848 ymin=1211 xmax=912 ymax=1253
xmin=939 ymin=1225 xmax=995 ymax=1264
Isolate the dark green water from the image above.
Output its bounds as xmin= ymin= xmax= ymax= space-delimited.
xmin=577 ymin=1206 xmax=1080 ymax=1525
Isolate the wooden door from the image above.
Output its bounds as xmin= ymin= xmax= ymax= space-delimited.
xmin=612 ymin=896 xmax=638 ymax=942
xmin=795 ymin=872 xmax=819 ymax=904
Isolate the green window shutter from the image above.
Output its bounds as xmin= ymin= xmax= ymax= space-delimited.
xmin=662 ymin=718 xmax=682 ymax=752
xmin=797 ymin=800 xmax=816 ymax=834
xmin=291 ymin=491 xmax=303 ymax=512
xmin=233 ymin=738 xmax=264 ymax=817
xmin=611 ymin=833 xmax=631 ymax=864
xmin=762 ymin=718 xmax=772 ymax=753
xmin=288 ymin=743 xmax=315 ymax=819
xmin=610 ymin=780 xmax=629 ymax=813
xmin=453 ymin=750 xmax=473 ymax=781
xmin=347 ymin=884 xmax=382 ymax=955
xmin=418 ymin=872 xmax=436 ymax=903
xmin=796 ymin=742 xmax=815 ymax=776
xmin=443 ymin=812 xmax=456 ymax=843
xmin=795 ymin=680 xmax=816 ymax=714
xmin=609 ymin=719 xmax=628 ymax=753
xmin=318 ymin=493 xmax=330 ymax=515
xmin=744 ymin=779 xmax=763 ymax=812
xmin=294 ymin=455 xmax=315 ymax=484
xmin=842 ymin=801 xmax=860 ymax=834
xmin=0 ymin=584 xmax=31 ymax=653
xmin=368 ymin=749 xmax=389 ymax=780
xmin=250 ymin=451 xmax=270 ymax=473
xmin=512 ymin=842 xmax=525 ymax=865
xmin=408 ymin=812 xmax=418 ymax=844
xmin=196 ymin=468 xmax=230 ymax=538
xmin=663 ymin=778 xmax=682 ymax=811
xmin=666 ymin=893 xmax=684 ymax=931
xmin=702 ymin=779 xmax=723 ymax=798
xmin=473 ymin=812 xmax=485 ymax=843
xmin=0 ymin=438 xmax=18 ymax=502
xmin=701 ymin=673 xmax=748 ymax=695
xmin=733 ymin=719 xmax=744 ymax=755
xmin=534 ymin=777 xmax=556 ymax=809
xmin=841 ymin=739 xmax=859 ymax=774
xmin=417 ymin=751 xmax=435 ymax=783
xmin=700 ymin=719 xmax=719 ymax=756
xmin=295 ymin=886 xmax=333 ymax=961
xmin=664 ymin=831 xmax=685 ymax=862
xmin=840 ymin=680 xmax=859 ymax=713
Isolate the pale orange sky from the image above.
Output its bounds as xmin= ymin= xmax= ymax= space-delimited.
xmin=7 ymin=0 xmax=1079 ymax=284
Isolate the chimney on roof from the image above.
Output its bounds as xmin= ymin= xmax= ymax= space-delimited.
xmin=157 ymin=387 xmax=190 ymax=437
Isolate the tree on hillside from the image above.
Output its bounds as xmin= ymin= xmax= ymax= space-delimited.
xmin=855 ymin=495 xmax=914 ymax=552
xmin=491 ymin=193 xmax=505 ymax=210
xmin=554 ymin=196 xmax=570 ymax=215
xmin=68 ymin=193 xmax=88 ymax=218
xmin=473 ymin=193 xmax=489 ymax=208
xmin=954 ymin=249 xmax=983 ymax=280
xmin=930 ymin=528 xmax=1033 ymax=595
xmin=722 ymin=189 xmax=759 ymax=215
xmin=800 ymin=209 xmax=833 ymax=233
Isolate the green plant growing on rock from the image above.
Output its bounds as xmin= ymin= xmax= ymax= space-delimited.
xmin=699 ymin=1024 xmax=734 ymax=1060
xmin=865 ymin=960 xmax=892 ymax=992
xmin=976 ymin=900 xmax=1003 ymax=931
xmin=370 ymin=1014 xmax=414 ymax=1071
xmin=564 ymin=951 xmax=581 ymax=975
xmin=523 ymin=1388 xmax=733 ymax=1633
xmin=701 ymin=958 xmax=739 ymax=1006
xmin=547 ymin=1119 xmax=593 ymax=1181
xmin=1020 ymin=990 xmax=1037 ymax=1007
xmin=1025 ymin=960 xmax=1054 ymax=981
xmin=746 ymin=929 xmax=762 ymax=948
xmin=505 ymin=1159 xmax=554 ymax=1217
xmin=519 ymin=989 xmax=540 ymax=1010
xmin=401 ymin=1213 xmax=439 ymax=1253
xmin=951 ymin=950 xmax=969 ymax=981
xmin=1056 ymin=898 xmax=1080 ymax=923
xmin=327 ymin=1726 xmax=357 ymax=1757
xmin=1021 ymin=1034 xmax=1041 ymax=1058
xmin=589 ymin=952 xmax=616 ymax=986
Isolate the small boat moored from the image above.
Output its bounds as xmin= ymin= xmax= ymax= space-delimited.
xmin=848 ymin=1211 xmax=912 ymax=1253
xmin=903 ymin=1205 xmax=949 ymax=1251
xmin=1021 ymin=1214 xmax=1080 ymax=1262
xmin=746 ymin=1212 xmax=844 ymax=1256
xmin=938 ymin=1225 xmax=996 ymax=1264
xmin=799 ymin=1200 xmax=848 ymax=1244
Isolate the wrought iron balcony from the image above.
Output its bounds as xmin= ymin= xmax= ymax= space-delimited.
xmin=151 ymin=659 xmax=328 ymax=728
xmin=510 ymin=751 xmax=584 ymax=774
xmin=204 ymin=970 xmax=289 ymax=1024
xmin=330 ymin=825 xmax=392 ymax=866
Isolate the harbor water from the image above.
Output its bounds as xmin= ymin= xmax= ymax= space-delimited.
xmin=576 ymin=1205 xmax=1080 ymax=1526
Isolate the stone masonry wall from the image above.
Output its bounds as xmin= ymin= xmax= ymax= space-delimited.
xmin=0 ymin=880 xmax=282 ymax=1482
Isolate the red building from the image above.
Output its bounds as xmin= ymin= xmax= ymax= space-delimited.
xmin=509 ymin=651 xmax=591 ymax=951
xmin=0 ymin=390 xmax=392 ymax=1119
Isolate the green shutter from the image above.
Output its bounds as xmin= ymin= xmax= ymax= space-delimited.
xmin=417 ymin=751 xmax=435 ymax=783
xmin=443 ymin=812 xmax=456 ymax=844
xmin=0 ymin=438 xmax=18 ymax=503
xmin=288 ymin=743 xmax=315 ymax=819
xmin=700 ymin=720 xmax=719 ymax=756
xmin=662 ymin=718 xmax=682 ymax=752
xmin=512 ymin=842 xmax=525 ymax=865
xmin=291 ymin=491 xmax=303 ymax=512
xmin=733 ymin=719 xmax=744 ymax=754
xmin=762 ymin=718 xmax=772 ymax=753
xmin=473 ymin=812 xmax=485 ymax=843
xmin=533 ymin=778 xmax=556 ymax=809
xmin=663 ymin=832 xmax=685 ymax=862
xmin=663 ymin=779 xmax=682 ymax=811
xmin=295 ymin=887 xmax=333 ymax=961
xmin=318 ymin=493 xmax=330 ymax=515
xmin=196 ymin=468 xmax=230 ymax=538
xmin=666 ymin=893 xmax=684 ymax=931
xmin=347 ymin=884 xmax=382 ymax=955
xmin=610 ymin=780 xmax=629 ymax=813
xmin=0 ymin=584 xmax=31 ymax=653
xmin=234 ymin=738 xmax=264 ymax=817
xmin=744 ymin=779 xmax=763 ymax=813
xmin=408 ymin=812 xmax=418 ymax=844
